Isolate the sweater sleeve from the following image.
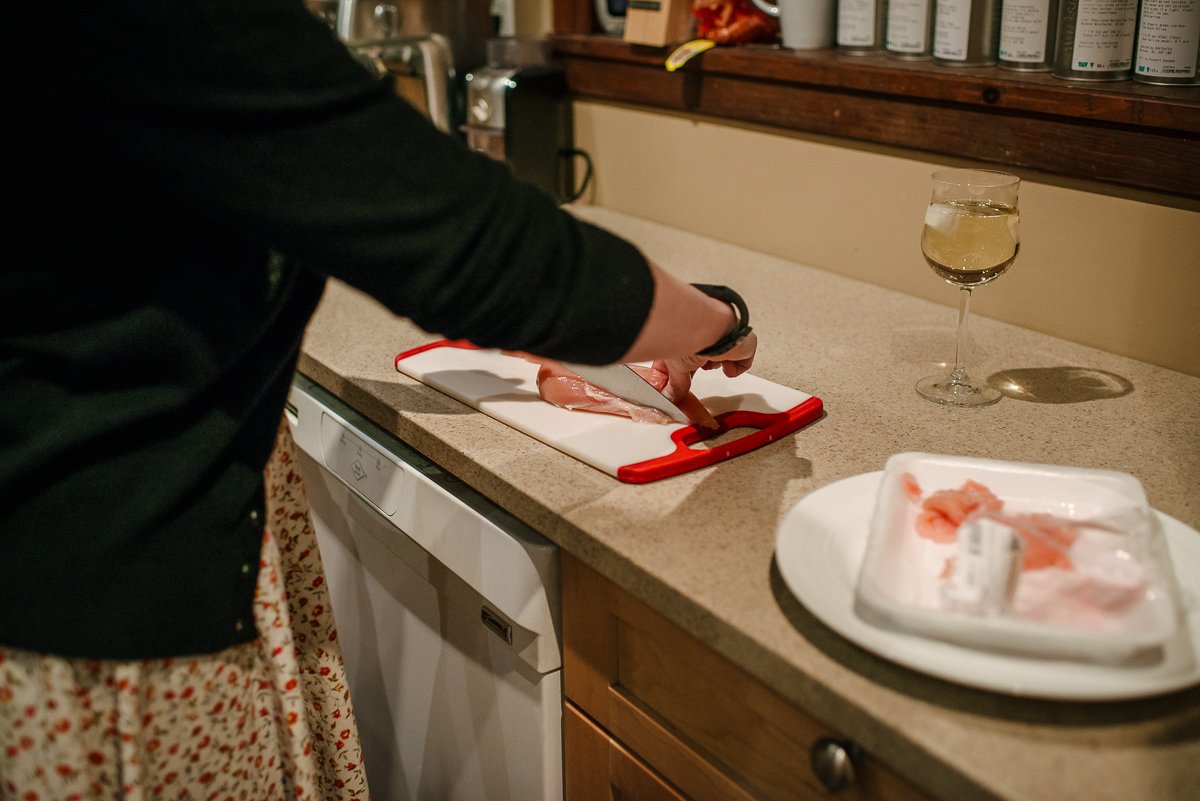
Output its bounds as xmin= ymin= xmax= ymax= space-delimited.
xmin=29 ymin=0 xmax=653 ymax=365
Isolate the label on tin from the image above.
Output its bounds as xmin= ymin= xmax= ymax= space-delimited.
xmin=934 ymin=0 xmax=973 ymax=60
xmin=839 ymin=0 xmax=880 ymax=46
xmin=1135 ymin=0 xmax=1200 ymax=78
xmin=888 ymin=0 xmax=934 ymax=53
xmin=1000 ymin=0 xmax=1053 ymax=62
xmin=1072 ymin=0 xmax=1139 ymax=71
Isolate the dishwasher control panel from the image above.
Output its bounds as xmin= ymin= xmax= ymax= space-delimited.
xmin=319 ymin=412 xmax=405 ymax=516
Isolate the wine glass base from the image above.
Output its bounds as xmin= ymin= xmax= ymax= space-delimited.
xmin=916 ymin=374 xmax=1002 ymax=407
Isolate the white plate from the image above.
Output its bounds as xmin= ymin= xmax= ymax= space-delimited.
xmin=775 ymin=472 xmax=1200 ymax=700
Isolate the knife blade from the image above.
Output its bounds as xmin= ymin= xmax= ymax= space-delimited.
xmin=559 ymin=362 xmax=691 ymax=425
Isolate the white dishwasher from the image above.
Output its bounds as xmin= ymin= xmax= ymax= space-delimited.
xmin=286 ymin=375 xmax=562 ymax=801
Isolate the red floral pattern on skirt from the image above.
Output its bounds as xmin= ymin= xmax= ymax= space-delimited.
xmin=0 ymin=422 xmax=370 ymax=800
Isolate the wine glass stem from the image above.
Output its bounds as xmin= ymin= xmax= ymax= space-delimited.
xmin=950 ymin=287 xmax=973 ymax=385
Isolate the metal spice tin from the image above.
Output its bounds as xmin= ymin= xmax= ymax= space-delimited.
xmin=999 ymin=0 xmax=1059 ymax=71
xmin=1133 ymin=0 xmax=1200 ymax=85
xmin=887 ymin=0 xmax=937 ymax=58
xmin=840 ymin=0 xmax=890 ymax=53
xmin=933 ymin=0 xmax=1004 ymax=67
xmin=1052 ymin=0 xmax=1139 ymax=81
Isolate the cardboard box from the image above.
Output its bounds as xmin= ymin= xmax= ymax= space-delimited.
xmin=623 ymin=0 xmax=694 ymax=47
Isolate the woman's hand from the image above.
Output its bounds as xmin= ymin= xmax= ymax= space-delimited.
xmin=652 ymin=330 xmax=758 ymax=429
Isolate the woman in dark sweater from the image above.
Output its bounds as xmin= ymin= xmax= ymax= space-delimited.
xmin=1 ymin=1 xmax=756 ymax=797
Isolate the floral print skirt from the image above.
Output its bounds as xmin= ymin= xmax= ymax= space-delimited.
xmin=0 ymin=422 xmax=370 ymax=801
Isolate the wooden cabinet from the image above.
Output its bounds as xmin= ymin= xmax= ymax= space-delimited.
xmin=562 ymin=554 xmax=934 ymax=801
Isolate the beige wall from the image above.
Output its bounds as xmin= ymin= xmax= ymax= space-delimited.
xmin=570 ymin=100 xmax=1200 ymax=378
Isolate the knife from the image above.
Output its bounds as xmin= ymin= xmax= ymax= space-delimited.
xmin=559 ymin=362 xmax=691 ymax=425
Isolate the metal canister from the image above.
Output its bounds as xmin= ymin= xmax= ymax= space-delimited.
xmin=998 ymin=0 xmax=1059 ymax=71
xmin=1134 ymin=0 xmax=1200 ymax=85
xmin=932 ymin=0 xmax=1003 ymax=67
xmin=886 ymin=0 xmax=936 ymax=58
xmin=839 ymin=0 xmax=889 ymax=53
xmin=1052 ymin=0 xmax=1139 ymax=81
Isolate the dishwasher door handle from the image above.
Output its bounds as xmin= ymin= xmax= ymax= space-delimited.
xmin=481 ymin=605 xmax=513 ymax=644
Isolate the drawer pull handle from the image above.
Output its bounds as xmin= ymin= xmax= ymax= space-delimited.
xmin=810 ymin=738 xmax=859 ymax=793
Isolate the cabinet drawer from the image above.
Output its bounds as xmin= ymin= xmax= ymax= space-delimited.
xmin=562 ymin=554 xmax=931 ymax=801
xmin=565 ymin=701 xmax=688 ymax=801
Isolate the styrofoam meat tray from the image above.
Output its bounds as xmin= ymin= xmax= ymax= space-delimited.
xmin=854 ymin=452 xmax=1183 ymax=663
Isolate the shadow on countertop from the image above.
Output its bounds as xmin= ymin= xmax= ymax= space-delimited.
xmin=987 ymin=366 xmax=1134 ymax=404
xmin=768 ymin=560 xmax=1200 ymax=734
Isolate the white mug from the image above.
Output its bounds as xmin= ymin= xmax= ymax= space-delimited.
xmin=750 ymin=0 xmax=837 ymax=50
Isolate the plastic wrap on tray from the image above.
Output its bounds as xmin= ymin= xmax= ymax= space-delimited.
xmin=854 ymin=453 xmax=1185 ymax=663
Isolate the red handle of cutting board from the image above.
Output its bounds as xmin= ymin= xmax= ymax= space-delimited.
xmin=616 ymin=399 xmax=824 ymax=483
xmin=395 ymin=339 xmax=481 ymax=367
xmin=396 ymin=340 xmax=824 ymax=484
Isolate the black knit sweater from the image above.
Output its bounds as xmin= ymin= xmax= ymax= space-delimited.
xmin=2 ymin=0 xmax=652 ymax=658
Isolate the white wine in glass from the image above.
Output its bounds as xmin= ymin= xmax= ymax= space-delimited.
xmin=916 ymin=169 xmax=1020 ymax=407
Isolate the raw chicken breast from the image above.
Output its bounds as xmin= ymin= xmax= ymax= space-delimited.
xmin=907 ymin=474 xmax=1074 ymax=570
xmin=1004 ymin=512 xmax=1080 ymax=571
xmin=913 ymin=478 xmax=1003 ymax=543
xmin=533 ymin=360 xmax=718 ymax=429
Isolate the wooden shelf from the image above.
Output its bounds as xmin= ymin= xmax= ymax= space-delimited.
xmin=549 ymin=3 xmax=1200 ymax=199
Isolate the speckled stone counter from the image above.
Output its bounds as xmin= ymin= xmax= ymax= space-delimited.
xmin=297 ymin=206 xmax=1200 ymax=801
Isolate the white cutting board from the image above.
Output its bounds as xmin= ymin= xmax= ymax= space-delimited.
xmin=395 ymin=341 xmax=823 ymax=482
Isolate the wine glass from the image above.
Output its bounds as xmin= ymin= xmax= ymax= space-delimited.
xmin=916 ymin=169 xmax=1021 ymax=407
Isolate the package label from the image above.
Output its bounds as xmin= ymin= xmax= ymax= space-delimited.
xmin=934 ymin=0 xmax=973 ymax=60
xmin=999 ymin=0 xmax=1053 ymax=61
xmin=887 ymin=0 xmax=934 ymax=52
xmin=1072 ymin=0 xmax=1139 ymax=71
xmin=839 ymin=0 xmax=880 ymax=46
xmin=1135 ymin=0 xmax=1200 ymax=78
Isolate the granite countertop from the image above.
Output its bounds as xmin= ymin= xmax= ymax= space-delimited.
xmin=297 ymin=206 xmax=1200 ymax=801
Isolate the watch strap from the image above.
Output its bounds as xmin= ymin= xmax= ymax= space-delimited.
xmin=691 ymin=283 xmax=752 ymax=357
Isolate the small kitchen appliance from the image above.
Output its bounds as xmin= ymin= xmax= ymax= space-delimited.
xmin=464 ymin=38 xmax=574 ymax=201
xmin=305 ymin=0 xmax=498 ymax=132
xmin=326 ymin=0 xmax=491 ymax=75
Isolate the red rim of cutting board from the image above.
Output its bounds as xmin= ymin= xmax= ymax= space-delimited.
xmin=395 ymin=340 xmax=824 ymax=484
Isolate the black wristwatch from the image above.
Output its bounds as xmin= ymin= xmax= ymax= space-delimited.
xmin=691 ymin=283 xmax=752 ymax=357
